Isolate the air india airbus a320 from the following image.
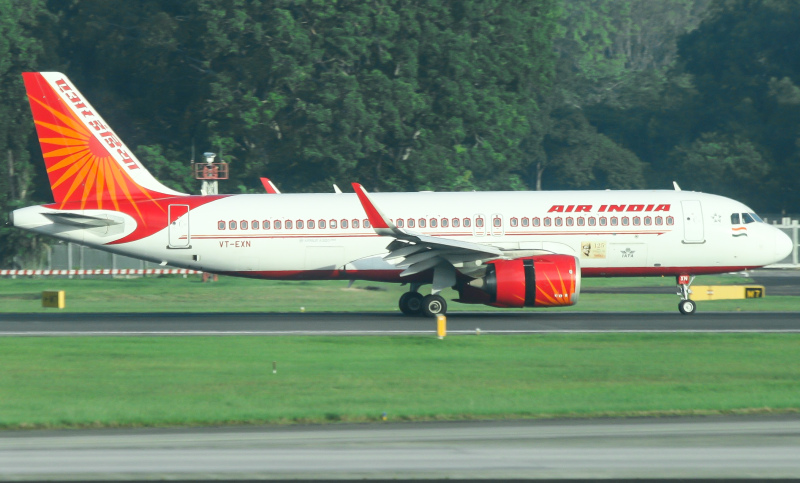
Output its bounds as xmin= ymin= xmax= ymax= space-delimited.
xmin=11 ymin=72 xmax=794 ymax=316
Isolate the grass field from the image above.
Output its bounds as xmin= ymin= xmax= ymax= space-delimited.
xmin=0 ymin=334 xmax=798 ymax=429
xmin=1 ymin=274 xmax=796 ymax=430
xmin=1 ymin=273 xmax=795 ymax=313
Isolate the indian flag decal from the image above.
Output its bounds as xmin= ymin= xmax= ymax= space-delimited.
xmin=732 ymin=227 xmax=748 ymax=237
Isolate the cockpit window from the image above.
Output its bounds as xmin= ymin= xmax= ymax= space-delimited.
xmin=742 ymin=213 xmax=755 ymax=224
xmin=750 ymin=212 xmax=763 ymax=222
xmin=731 ymin=213 xmax=740 ymax=224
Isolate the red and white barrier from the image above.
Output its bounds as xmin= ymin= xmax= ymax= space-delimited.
xmin=0 ymin=269 xmax=201 ymax=276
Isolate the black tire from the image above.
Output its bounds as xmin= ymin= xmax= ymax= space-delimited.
xmin=399 ymin=291 xmax=423 ymax=316
xmin=678 ymin=299 xmax=696 ymax=315
xmin=421 ymin=294 xmax=447 ymax=317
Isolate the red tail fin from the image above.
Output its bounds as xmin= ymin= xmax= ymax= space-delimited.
xmin=22 ymin=72 xmax=185 ymax=211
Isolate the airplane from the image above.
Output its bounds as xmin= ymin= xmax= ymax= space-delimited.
xmin=10 ymin=72 xmax=794 ymax=316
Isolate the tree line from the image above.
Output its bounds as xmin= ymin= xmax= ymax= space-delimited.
xmin=1 ymin=0 xmax=797 ymax=267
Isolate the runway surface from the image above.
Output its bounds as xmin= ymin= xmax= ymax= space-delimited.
xmin=2 ymin=416 xmax=799 ymax=479
xmin=1 ymin=310 xmax=799 ymax=336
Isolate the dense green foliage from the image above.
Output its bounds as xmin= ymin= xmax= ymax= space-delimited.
xmin=1 ymin=0 xmax=797 ymax=267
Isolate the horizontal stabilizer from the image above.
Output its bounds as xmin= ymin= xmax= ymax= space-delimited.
xmin=44 ymin=212 xmax=123 ymax=228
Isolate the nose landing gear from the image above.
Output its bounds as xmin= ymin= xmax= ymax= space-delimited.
xmin=677 ymin=275 xmax=697 ymax=315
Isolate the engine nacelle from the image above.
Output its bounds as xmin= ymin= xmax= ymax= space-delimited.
xmin=458 ymin=255 xmax=581 ymax=308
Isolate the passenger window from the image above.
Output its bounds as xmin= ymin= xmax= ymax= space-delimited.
xmin=430 ymin=218 xmax=437 ymax=228
xmin=731 ymin=213 xmax=740 ymax=225
xmin=611 ymin=217 xmax=618 ymax=226
xmin=330 ymin=219 xmax=337 ymax=229
xmin=655 ymin=216 xmax=662 ymax=225
xmin=644 ymin=217 xmax=652 ymax=226
xmin=407 ymin=219 xmax=415 ymax=228
xmin=441 ymin=218 xmax=449 ymax=228
xmin=544 ymin=217 xmax=551 ymax=227
xmin=252 ymin=220 xmax=259 ymax=230
xmin=476 ymin=218 xmax=483 ymax=228
xmin=633 ymin=217 xmax=641 ymax=226
xmin=397 ymin=219 xmax=404 ymax=228
xmin=452 ymin=218 xmax=460 ymax=228
xmin=341 ymin=219 xmax=348 ymax=229
xmin=666 ymin=216 xmax=675 ymax=225
xmin=308 ymin=220 xmax=315 ymax=229
xmin=274 ymin=220 xmax=282 ymax=229
xmin=263 ymin=220 xmax=270 ymax=229
xmin=419 ymin=218 xmax=426 ymax=228
xmin=599 ymin=217 xmax=607 ymax=226
xmin=577 ymin=218 xmax=585 ymax=226
xmin=555 ymin=217 xmax=563 ymax=227
xmin=463 ymin=218 xmax=471 ymax=227
xmin=521 ymin=217 xmax=529 ymax=227
xmin=296 ymin=220 xmax=303 ymax=229
xmin=285 ymin=220 xmax=293 ymax=229
xmin=532 ymin=217 xmax=540 ymax=227
xmin=622 ymin=217 xmax=629 ymax=226
xmin=493 ymin=217 xmax=502 ymax=227
xmin=352 ymin=219 xmax=359 ymax=229
xmin=510 ymin=217 xmax=518 ymax=227
xmin=240 ymin=220 xmax=248 ymax=230
xmin=218 ymin=221 xmax=226 ymax=230
xmin=319 ymin=220 xmax=326 ymax=229
xmin=229 ymin=220 xmax=237 ymax=230
xmin=364 ymin=220 xmax=370 ymax=228
xmin=566 ymin=217 xmax=574 ymax=227
xmin=588 ymin=217 xmax=596 ymax=226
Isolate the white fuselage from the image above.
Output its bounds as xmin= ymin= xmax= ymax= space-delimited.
xmin=12 ymin=189 xmax=793 ymax=282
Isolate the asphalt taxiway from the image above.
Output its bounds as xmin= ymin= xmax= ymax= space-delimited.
xmin=2 ymin=416 xmax=799 ymax=479
xmin=1 ymin=310 xmax=799 ymax=336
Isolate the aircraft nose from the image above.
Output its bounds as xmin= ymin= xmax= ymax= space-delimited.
xmin=775 ymin=228 xmax=794 ymax=261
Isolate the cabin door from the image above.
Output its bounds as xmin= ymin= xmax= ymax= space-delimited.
xmin=681 ymin=200 xmax=705 ymax=243
xmin=168 ymin=204 xmax=191 ymax=248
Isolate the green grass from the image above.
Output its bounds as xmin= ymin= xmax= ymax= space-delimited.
xmin=0 ymin=273 xmax=793 ymax=313
xmin=0 ymin=334 xmax=798 ymax=429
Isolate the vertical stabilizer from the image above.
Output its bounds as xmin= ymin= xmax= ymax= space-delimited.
xmin=22 ymin=72 xmax=186 ymax=210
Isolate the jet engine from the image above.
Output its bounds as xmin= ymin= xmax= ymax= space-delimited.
xmin=458 ymin=254 xmax=580 ymax=308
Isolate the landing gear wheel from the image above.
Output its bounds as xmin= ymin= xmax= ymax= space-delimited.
xmin=421 ymin=294 xmax=447 ymax=318
xmin=399 ymin=292 xmax=423 ymax=316
xmin=678 ymin=299 xmax=697 ymax=315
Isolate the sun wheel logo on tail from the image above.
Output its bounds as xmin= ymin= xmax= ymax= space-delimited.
xmin=457 ymin=255 xmax=580 ymax=308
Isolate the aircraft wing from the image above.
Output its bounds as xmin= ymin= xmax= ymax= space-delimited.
xmin=352 ymin=183 xmax=501 ymax=278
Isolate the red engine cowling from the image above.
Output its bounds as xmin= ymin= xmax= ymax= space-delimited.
xmin=458 ymin=255 xmax=581 ymax=308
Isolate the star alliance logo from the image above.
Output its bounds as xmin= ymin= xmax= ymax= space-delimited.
xmin=712 ymin=213 xmax=722 ymax=223
xmin=621 ymin=248 xmax=635 ymax=258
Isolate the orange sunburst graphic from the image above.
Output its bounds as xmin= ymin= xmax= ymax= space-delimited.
xmin=26 ymin=79 xmax=166 ymax=224
xmin=534 ymin=256 xmax=576 ymax=306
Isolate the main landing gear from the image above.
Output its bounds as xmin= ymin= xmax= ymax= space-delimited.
xmin=398 ymin=285 xmax=447 ymax=317
xmin=677 ymin=274 xmax=697 ymax=315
